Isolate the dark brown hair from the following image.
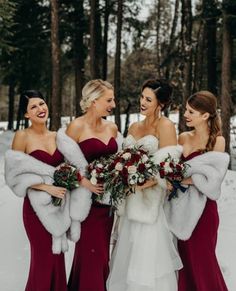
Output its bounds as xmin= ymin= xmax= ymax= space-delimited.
xmin=141 ymin=79 xmax=173 ymax=111
xmin=187 ymin=90 xmax=221 ymax=151
xmin=20 ymin=90 xmax=45 ymax=115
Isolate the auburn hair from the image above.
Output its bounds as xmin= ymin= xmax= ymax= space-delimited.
xmin=187 ymin=90 xmax=221 ymax=151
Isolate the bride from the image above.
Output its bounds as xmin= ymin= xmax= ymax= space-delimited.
xmin=107 ymin=79 xmax=183 ymax=291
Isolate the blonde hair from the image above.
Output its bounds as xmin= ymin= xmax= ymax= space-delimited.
xmin=187 ymin=90 xmax=221 ymax=151
xmin=80 ymin=79 xmax=114 ymax=113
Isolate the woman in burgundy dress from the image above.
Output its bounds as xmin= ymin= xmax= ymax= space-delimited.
xmin=66 ymin=79 xmax=117 ymax=291
xmin=11 ymin=90 xmax=67 ymax=291
xmin=178 ymin=91 xmax=228 ymax=291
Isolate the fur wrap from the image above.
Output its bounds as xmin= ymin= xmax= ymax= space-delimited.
xmin=164 ymin=151 xmax=230 ymax=240
xmin=56 ymin=128 xmax=123 ymax=242
xmin=4 ymin=150 xmax=71 ymax=254
xmin=117 ymin=145 xmax=183 ymax=224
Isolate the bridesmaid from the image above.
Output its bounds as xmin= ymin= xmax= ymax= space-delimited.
xmin=178 ymin=91 xmax=228 ymax=291
xmin=11 ymin=90 xmax=67 ymax=291
xmin=66 ymin=79 xmax=118 ymax=291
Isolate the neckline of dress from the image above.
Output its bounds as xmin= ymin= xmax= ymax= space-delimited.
xmin=28 ymin=148 xmax=57 ymax=157
xmin=182 ymin=150 xmax=203 ymax=159
xmin=127 ymin=134 xmax=159 ymax=143
xmin=79 ymin=136 xmax=115 ymax=146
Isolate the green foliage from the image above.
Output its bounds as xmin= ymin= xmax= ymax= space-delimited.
xmin=0 ymin=0 xmax=235 ymax=118
xmin=120 ymin=48 xmax=157 ymax=111
xmin=0 ymin=0 xmax=51 ymax=93
xmin=0 ymin=0 xmax=16 ymax=52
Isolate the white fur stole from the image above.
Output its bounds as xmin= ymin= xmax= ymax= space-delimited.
xmin=56 ymin=128 xmax=123 ymax=242
xmin=4 ymin=150 xmax=71 ymax=254
xmin=117 ymin=145 xmax=183 ymax=224
xmin=164 ymin=151 xmax=230 ymax=240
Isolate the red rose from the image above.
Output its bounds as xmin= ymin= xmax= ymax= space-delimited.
xmin=169 ymin=162 xmax=174 ymax=168
xmin=125 ymin=161 xmax=133 ymax=167
xmin=176 ymin=164 xmax=182 ymax=171
xmin=138 ymin=163 xmax=146 ymax=173
xmin=131 ymin=154 xmax=140 ymax=163
xmin=159 ymin=169 xmax=165 ymax=178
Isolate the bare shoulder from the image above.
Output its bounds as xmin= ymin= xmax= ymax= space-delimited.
xmin=12 ymin=130 xmax=27 ymax=151
xmin=158 ymin=117 xmax=177 ymax=147
xmin=178 ymin=131 xmax=192 ymax=145
xmin=104 ymin=119 xmax=118 ymax=130
xmin=68 ymin=116 xmax=84 ymax=128
xmin=213 ymin=135 xmax=225 ymax=152
xmin=66 ymin=117 xmax=84 ymax=141
xmin=159 ymin=116 xmax=175 ymax=131
xmin=128 ymin=122 xmax=139 ymax=135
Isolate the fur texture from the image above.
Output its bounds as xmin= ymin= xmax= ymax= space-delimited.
xmin=164 ymin=151 xmax=230 ymax=240
xmin=56 ymin=128 xmax=123 ymax=241
xmin=4 ymin=150 xmax=71 ymax=254
xmin=118 ymin=145 xmax=183 ymax=224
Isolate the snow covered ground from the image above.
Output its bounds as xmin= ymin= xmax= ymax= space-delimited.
xmin=0 ymin=116 xmax=236 ymax=290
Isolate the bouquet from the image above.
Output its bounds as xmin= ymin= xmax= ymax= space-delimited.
xmin=52 ymin=162 xmax=79 ymax=206
xmin=87 ymin=146 xmax=159 ymax=207
xmin=157 ymin=154 xmax=189 ymax=200
xmin=87 ymin=156 xmax=112 ymax=205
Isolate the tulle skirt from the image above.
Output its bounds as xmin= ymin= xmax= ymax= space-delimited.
xmin=107 ymin=208 xmax=182 ymax=291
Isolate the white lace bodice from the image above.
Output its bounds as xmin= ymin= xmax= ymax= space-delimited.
xmin=124 ymin=134 xmax=159 ymax=155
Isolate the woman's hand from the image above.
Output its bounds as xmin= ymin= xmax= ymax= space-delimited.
xmin=136 ymin=178 xmax=157 ymax=190
xmin=31 ymin=184 xmax=67 ymax=199
xmin=181 ymin=177 xmax=193 ymax=185
xmin=166 ymin=181 xmax=173 ymax=191
xmin=80 ymin=177 xmax=104 ymax=195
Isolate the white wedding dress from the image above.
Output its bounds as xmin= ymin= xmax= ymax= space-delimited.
xmin=107 ymin=135 xmax=183 ymax=291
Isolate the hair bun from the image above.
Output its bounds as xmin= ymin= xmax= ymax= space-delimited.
xmin=157 ymin=80 xmax=173 ymax=105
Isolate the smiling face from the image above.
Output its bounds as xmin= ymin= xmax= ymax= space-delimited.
xmin=93 ymin=88 xmax=116 ymax=117
xmin=140 ymin=87 xmax=160 ymax=117
xmin=24 ymin=97 xmax=48 ymax=124
xmin=184 ymin=102 xmax=209 ymax=128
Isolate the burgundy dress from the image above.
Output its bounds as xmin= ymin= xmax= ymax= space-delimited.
xmin=23 ymin=149 xmax=67 ymax=291
xmin=68 ymin=137 xmax=118 ymax=291
xmin=178 ymin=151 xmax=228 ymax=291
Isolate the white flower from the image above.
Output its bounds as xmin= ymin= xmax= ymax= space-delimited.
xmin=129 ymin=173 xmax=138 ymax=185
xmin=141 ymin=154 xmax=148 ymax=163
xmin=97 ymin=163 xmax=104 ymax=168
xmin=138 ymin=177 xmax=145 ymax=183
xmin=115 ymin=162 xmax=123 ymax=171
xmin=90 ymin=176 xmax=97 ymax=185
xmin=128 ymin=165 xmax=137 ymax=174
xmin=166 ymin=167 xmax=173 ymax=173
xmin=164 ymin=162 xmax=173 ymax=173
xmin=122 ymin=152 xmax=131 ymax=160
xmin=172 ymin=158 xmax=178 ymax=163
xmin=91 ymin=169 xmax=97 ymax=175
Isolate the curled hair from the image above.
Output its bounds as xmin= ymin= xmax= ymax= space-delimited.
xmin=187 ymin=91 xmax=221 ymax=151
xmin=20 ymin=90 xmax=45 ymax=115
xmin=141 ymin=79 xmax=173 ymax=111
xmin=80 ymin=79 xmax=114 ymax=113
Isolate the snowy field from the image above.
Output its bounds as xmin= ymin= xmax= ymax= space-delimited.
xmin=0 ymin=114 xmax=236 ymax=291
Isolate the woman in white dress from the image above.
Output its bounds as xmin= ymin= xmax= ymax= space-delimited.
xmin=107 ymin=79 xmax=183 ymax=291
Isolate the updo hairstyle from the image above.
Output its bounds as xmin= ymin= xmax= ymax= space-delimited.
xmin=80 ymin=79 xmax=114 ymax=113
xmin=141 ymin=79 xmax=173 ymax=111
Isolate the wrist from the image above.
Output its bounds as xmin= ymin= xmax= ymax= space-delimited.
xmin=80 ymin=176 xmax=88 ymax=187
